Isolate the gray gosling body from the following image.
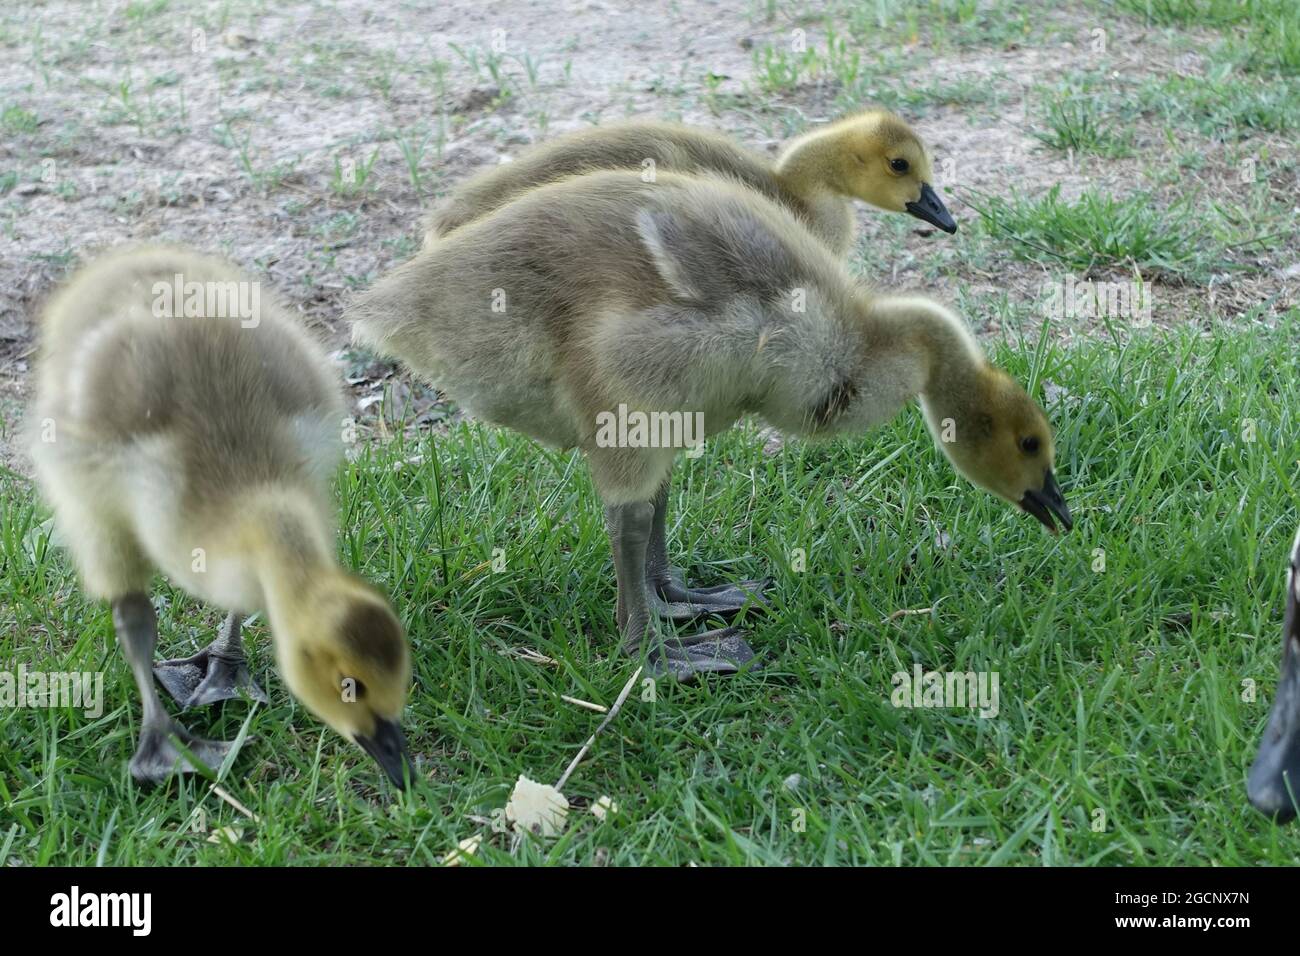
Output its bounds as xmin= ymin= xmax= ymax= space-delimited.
xmin=422 ymin=110 xmax=956 ymax=256
xmin=29 ymin=245 xmax=413 ymax=786
xmin=355 ymin=171 xmax=1068 ymax=679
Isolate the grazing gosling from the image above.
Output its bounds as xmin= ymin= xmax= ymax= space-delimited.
xmin=352 ymin=170 xmax=1068 ymax=682
xmin=1248 ymin=525 xmax=1300 ymax=822
xmin=29 ymin=245 xmax=413 ymax=786
xmin=422 ymin=110 xmax=956 ymax=255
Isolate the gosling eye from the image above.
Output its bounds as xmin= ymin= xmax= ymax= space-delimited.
xmin=889 ymin=158 xmax=910 ymax=174
xmin=1020 ymin=436 xmax=1041 ymax=455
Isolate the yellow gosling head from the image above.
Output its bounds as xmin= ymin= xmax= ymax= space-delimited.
xmin=921 ymin=364 xmax=1071 ymax=534
xmin=273 ymin=570 xmax=414 ymax=786
xmin=782 ymin=110 xmax=957 ymax=233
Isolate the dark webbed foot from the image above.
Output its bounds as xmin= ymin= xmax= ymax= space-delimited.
xmin=113 ymin=595 xmax=249 ymax=786
xmin=607 ymin=497 xmax=763 ymax=684
xmin=644 ymin=478 xmax=775 ymax=621
xmin=154 ymin=648 xmax=268 ymax=708
xmin=154 ymin=611 xmax=267 ymax=709
xmin=646 ymin=625 xmax=760 ymax=682
xmin=651 ymin=567 xmax=774 ymax=621
xmin=128 ymin=717 xmax=236 ymax=784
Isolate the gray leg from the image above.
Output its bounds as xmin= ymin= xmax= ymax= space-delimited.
xmin=646 ymin=477 xmax=773 ymax=622
xmin=606 ymin=501 xmax=758 ymax=681
xmin=154 ymin=610 xmax=268 ymax=709
xmin=113 ymin=594 xmax=236 ymax=784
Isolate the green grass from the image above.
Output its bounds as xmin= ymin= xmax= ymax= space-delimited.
xmin=1034 ymin=94 xmax=1135 ymax=157
xmin=843 ymin=0 xmax=1048 ymax=51
xmin=1135 ymin=69 xmax=1300 ymax=138
xmin=214 ymin=120 xmax=301 ymax=195
xmin=2 ymin=322 xmax=1299 ymax=864
xmin=1106 ymin=0 xmax=1300 ymax=73
xmin=1 ymin=105 xmax=37 ymax=134
xmin=122 ymin=0 xmax=170 ymax=22
xmin=752 ymin=28 xmax=873 ymax=94
xmin=1040 ymin=66 xmax=1300 ymax=143
xmin=330 ymin=146 xmax=381 ymax=198
xmin=1111 ymin=0 xmax=1274 ymax=24
xmin=970 ymin=186 xmax=1219 ymax=280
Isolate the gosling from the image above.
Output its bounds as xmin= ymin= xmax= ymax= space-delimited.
xmin=28 ymin=245 xmax=413 ymax=786
xmin=353 ymin=171 xmax=1068 ymax=681
xmin=422 ymin=110 xmax=956 ymax=255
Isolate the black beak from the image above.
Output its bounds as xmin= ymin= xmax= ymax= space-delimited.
xmin=1248 ymin=537 xmax=1300 ymax=823
xmin=905 ymin=182 xmax=957 ymax=234
xmin=356 ymin=718 xmax=413 ymax=789
xmin=1019 ymin=468 xmax=1073 ymax=534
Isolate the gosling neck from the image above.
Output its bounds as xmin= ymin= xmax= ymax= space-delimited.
xmin=234 ymin=485 xmax=338 ymax=621
xmin=881 ymin=297 xmax=988 ymax=429
xmin=773 ymin=130 xmax=859 ymax=253
xmin=774 ymin=127 xmax=848 ymax=199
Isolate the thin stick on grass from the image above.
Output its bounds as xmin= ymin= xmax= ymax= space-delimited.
xmin=881 ymin=607 xmax=933 ymax=624
xmin=561 ymin=694 xmax=607 ymax=713
xmin=500 ymin=646 xmax=560 ymax=666
xmin=210 ymin=784 xmax=259 ymax=822
xmin=555 ymin=665 xmax=642 ymax=792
